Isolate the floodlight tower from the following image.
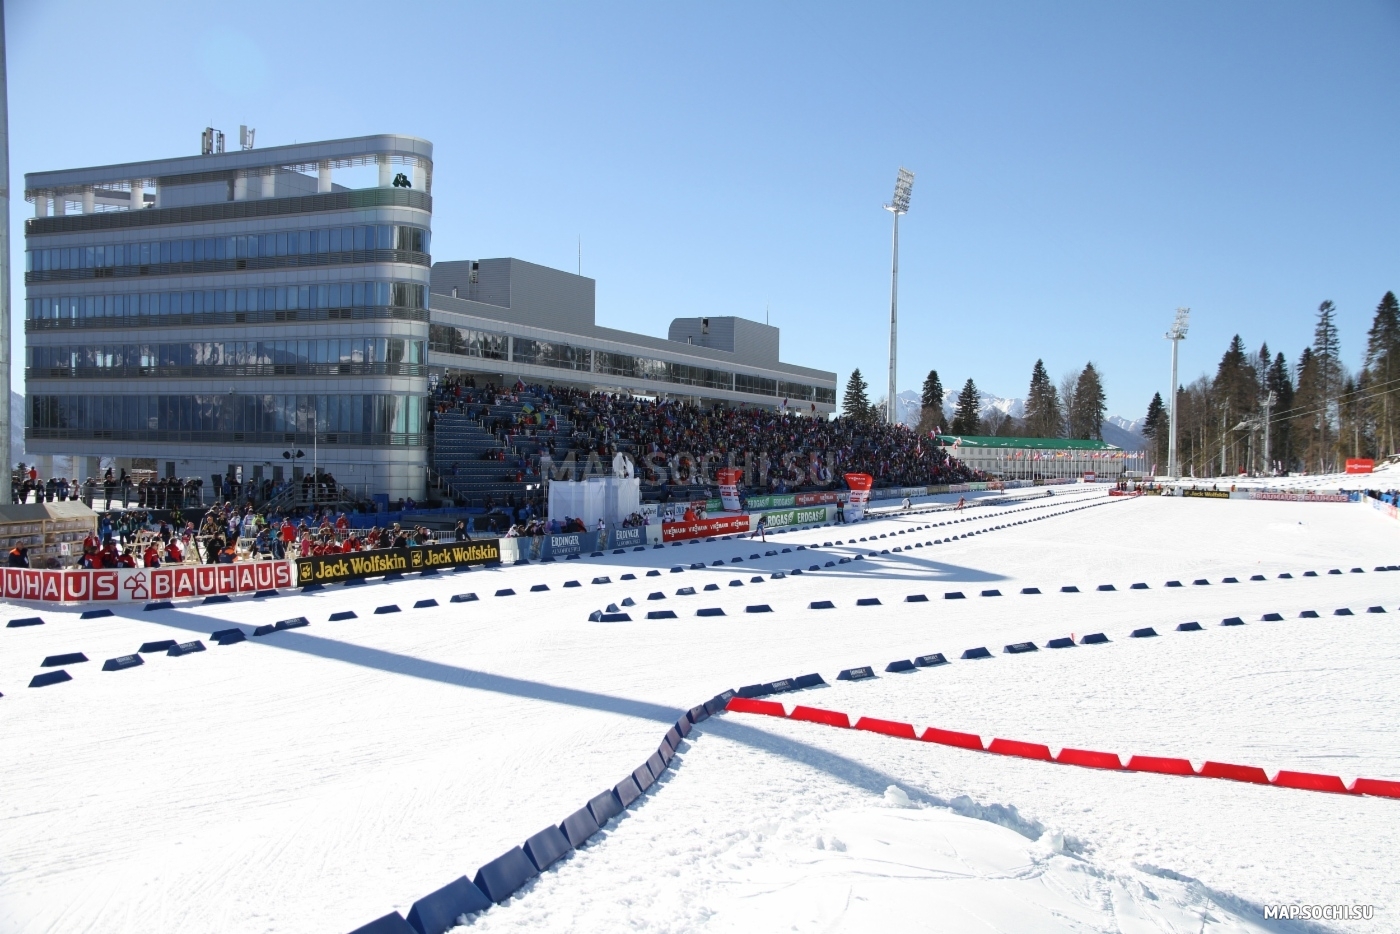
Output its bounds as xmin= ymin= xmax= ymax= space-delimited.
xmin=884 ymin=167 xmax=915 ymax=425
xmin=1165 ymin=307 xmax=1190 ymax=478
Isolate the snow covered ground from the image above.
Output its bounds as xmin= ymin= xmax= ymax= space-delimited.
xmin=1 ymin=485 xmax=1396 ymax=933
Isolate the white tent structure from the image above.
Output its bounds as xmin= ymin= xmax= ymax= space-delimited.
xmin=548 ymin=476 xmax=640 ymax=528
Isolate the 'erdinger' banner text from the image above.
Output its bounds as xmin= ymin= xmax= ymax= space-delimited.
xmin=716 ymin=468 xmax=743 ymax=512
xmin=2 ymin=560 xmax=295 ymax=604
xmin=297 ymin=540 xmax=501 ymax=585
xmin=844 ymin=473 xmax=873 ymax=521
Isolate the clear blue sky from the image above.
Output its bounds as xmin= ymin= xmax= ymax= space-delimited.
xmin=8 ymin=1 xmax=1398 ymax=418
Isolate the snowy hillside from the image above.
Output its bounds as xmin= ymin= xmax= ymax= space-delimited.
xmin=889 ymin=387 xmax=1142 ymax=447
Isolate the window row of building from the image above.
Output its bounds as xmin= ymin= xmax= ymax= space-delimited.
xmin=29 ymin=338 xmax=425 ymax=373
xmin=26 ymin=281 xmax=429 ymax=325
xmin=26 ymin=224 xmax=431 ymax=273
xmin=428 ymin=323 xmax=836 ymax=403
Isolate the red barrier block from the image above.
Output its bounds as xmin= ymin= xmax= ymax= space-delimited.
xmin=1272 ymin=770 xmax=1351 ymax=794
xmin=789 ymin=706 xmax=851 ymax=728
xmin=921 ymin=727 xmax=984 ymax=750
xmin=988 ymin=738 xmax=1053 ymax=761
xmin=1056 ymin=748 xmax=1123 ymax=770
xmin=854 ymin=717 xmax=917 ymax=740
xmin=1352 ymin=777 xmax=1400 ymax=799
xmin=1126 ymin=755 xmax=1196 ymax=775
xmin=726 ymin=697 xmax=786 ymax=717
xmin=1200 ymin=761 xmax=1270 ymax=784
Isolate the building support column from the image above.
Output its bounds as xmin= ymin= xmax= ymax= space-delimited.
xmin=318 ymin=161 xmax=332 ymax=193
xmin=129 ymin=182 xmax=144 ymax=210
xmin=81 ymin=188 xmax=94 ymax=214
xmin=52 ymin=194 xmax=65 ymax=216
xmin=33 ymin=195 xmax=47 ymax=218
xmin=260 ymin=169 xmax=276 ymax=199
xmin=378 ymin=156 xmax=393 ymax=187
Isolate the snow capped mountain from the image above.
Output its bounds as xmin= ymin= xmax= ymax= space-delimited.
xmin=884 ymin=387 xmax=1146 ymax=449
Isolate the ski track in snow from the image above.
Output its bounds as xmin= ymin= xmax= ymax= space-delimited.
xmin=0 ymin=484 xmax=1394 ymax=933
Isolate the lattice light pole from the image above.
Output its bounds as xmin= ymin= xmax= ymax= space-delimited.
xmin=884 ymin=167 xmax=914 ymax=425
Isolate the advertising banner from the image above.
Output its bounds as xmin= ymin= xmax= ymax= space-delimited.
xmin=2 ymin=560 xmax=296 ymax=604
xmin=1346 ymin=459 xmax=1375 ymax=474
xmin=794 ymin=491 xmax=840 ymax=506
xmin=716 ymin=468 xmax=744 ymax=512
xmin=844 ymin=473 xmax=874 ymax=521
xmin=296 ymin=540 xmax=501 ymax=585
xmin=1246 ymin=491 xmax=1353 ymax=503
xmin=761 ymin=506 xmax=829 ymax=528
xmin=1182 ymin=489 xmax=1231 ymax=499
xmin=544 ymin=531 xmax=599 ymax=558
xmin=662 ymin=514 xmax=753 ymax=542
xmin=608 ymin=526 xmax=647 ymax=549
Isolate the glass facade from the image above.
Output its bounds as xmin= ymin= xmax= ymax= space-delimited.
xmin=29 ymin=393 xmax=425 ymax=442
xmin=427 ymin=324 xmax=508 ymax=360
xmin=28 ymin=281 xmax=427 ymax=326
xmin=25 ymin=223 xmax=430 ymax=281
xmin=29 ymin=338 xmax=425 ymax=376
xmin=511 ymin=338 xmax=591 ymax=371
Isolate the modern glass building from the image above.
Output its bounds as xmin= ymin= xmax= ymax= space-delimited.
xmin=23 ymin=134 xmax=433 ymax=500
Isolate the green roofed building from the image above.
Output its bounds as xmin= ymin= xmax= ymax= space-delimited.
xmin=933 ymin=436 xmax=1147 ymax=480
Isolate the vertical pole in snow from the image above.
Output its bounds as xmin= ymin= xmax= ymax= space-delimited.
xmin=887 ymin=210 xmax=899 ymax=426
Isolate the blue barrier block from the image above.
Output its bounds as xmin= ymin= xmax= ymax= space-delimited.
xmin=1177 ymin=622 xmax=1203 ymax=631
xmin=676 ymin=587 xmax=696 ymax=596
xmin=80 ymin=609 xmax=113 ymax=619
xmin=782 ymin=548 xmax=792 ymax=553
xmin=646 ymin=750 xmax=667 ymax=779
xmin=1300 ymin=610 xmax=1320 ymax=618
xmin=211 ymin=629 xmax=246 ymax=645
xmin=1328 ymin=569 xmax=1342 ymax=575
xmin=168 ymin=641 xmax=206 ymax=656
xmin=1221 ymin=616 xmax=1245 ymax=626
xmin=560 ymin=805 xmax=601 ymax=848
xmin=344 ymin=578 xmax=366 ymax=587
xmin=563 ymin=581 xmax=581 ymax=588
xmin=1261 ymin=612 xmax=1283 ymax=621
xmin=414 ymin=599 xmax=439 ymax=609
xmin=791 ymin=569 xmax=804 ymax=575
xmin=253 ymin=625 xmax=277 ymax=636
xmin=913 ymin=653 xmax=947 ymax=667
xmin=41 ymin=652 xmax=88 ymax=667
xmin=1060 ymin=586 xmax=1079 ymax=593
xmin=945 ymin=591 xmax=965 ymax=600
xmin=589 ymin=552 xmax=604 ymax=558
xmin=647 ymin=610 xmax=678 ymax=619
xmin=495 ymin=588 xmax=515 ymax=597
xmin=405 ymin=877 xmax=492 ymax=934
xmin=1250 ymin=574 xmax=1266 ymax=581
xmin=981 ymin=589 xmax=1002 ymax=597
xmin=658 ymin=742 xmax=675 ymax=767
xmin=676 ymin=716 xmax=693 ymax=738
xmin=696 ymin=608 xmax=725 ymax=617
xmin=1353 ymin=567 xmax=1366 ymax=574
xmin=961 ymin=646 xmax=992 ymax=659
xmin=143 ymin=601 xmax=173 ymax=611
xmin=809 ymin=600 xmax=835 ymax=609
xmin=203 ymin=595 xmax=232 ymax=605
xmin=1367 ymin=606 xmax=1386 ymax=613
xmin=1128 ymin=582 xmax=1149 ymax=590
xmin=138 ymin=640 xmax=179 ymax=653
xmin=102 ymin=654 xmax=143 ymax=671
xmin=737 ymin=683 xmax=775 ymax=698
xmin=587 ymin=788 xmax=623 ymax=826
xmin=450 ymin=593 xmax=478 ymax=603
xmin=329 ymin=611 xmax=357 ymax=621
xmin=1303 ymin=571 xmax=1318 ymax=577
xmin=621 ymin=597 xmax=636 ymax=607
xmin=7 ymin=616 xmax=43 ymax=627
xmin=605 ymin=603 xmax=620 ymax=613
xmin=1334 ymin=608 xmax=1354 ymax=616
xmin=473 ymin=846 xmax=539 ymax=904
xmin=592 ymin=577 xmax=611 ymax=585
xmin=731 ymin=557 xmax=744 ymax=564
xmin=348 ymin=911 xmax=417 ymax=934
xmin=632 ymin=763 xmax=655 ymax=792
xmin=530 ymin=584 xmax=549 ymax=592
xmin=1096 ymin=584 xmax=1116 ymax=592
xmin=750 ymin=576 xmax=765 ymax=583
xmin=646 ymin=570 xmax=661 ymax=577
xmin=523 ymin=824 xmax=574 ymax=872
xmin=1080 ymin=633 xmax=1110 ymax=644
xmin=664 ymin=725 xmax=683 ymax=750
xmin=622 ymin=573 xmax=637 ymax=580
xmin=420 ymin=569 xmax=439 ymax=577
xmin=613 ymin=549 xmax=626 ymax=555
xmin=810 ymin=564 xmax=822 ymax=571
xmin=254 ymin=590 xmax=278 ymax=598
xmin=1222 ymin=577 xmax=1239 ymax=584
xmin=728 ymin=580 xmax=744 ymax=587
xmin=837 ymin=666 xmax=874 ymax=680
xmin=383 ymin=573 xmax=404 ymax=582
xmin=1045 ymin=637 xmax=1075 ymax=648
xmin=695 ymin=562 xmax=710 ymax=570
xmin=1130 ymin=627 xmax=1158 ymax=638
xmin=704 ymin=583 xmax=719 ymax=591
xmin=1165 ymin=580 xmax=1182 ymax=587
xmin=1278 ymin=572 xmax=1292 ymax=579
xmin=885 ymin=659 xmax=915 ymax=672
xmin=670 ymin=566 xmax=685 ymax=574
xmin=856 ymin=597 xmax=881 ymax=606
xmin=29 ymin=670 xmax=72 ymax=687
xmin=600 ymin=612 xmax=632 ymax=622
xmin=647 ymin=592 xmax=666 ymax=600
xmin=277 ymin=616 xmax=310 ymax=630
xmin=745 ymin=604 xmax=772 ymax=613
xmin=1020 ymin=587 xmax=1041 ymax=595
xmin=1004 ymin=642 xmax=1037 ymax=654
xmin=374 ymin=605 xmax=401 ymax=615
xmin=771 ymin=571 xmax=786 ymax=579
xmin=793 ymin=672 xmax=826 ymax=688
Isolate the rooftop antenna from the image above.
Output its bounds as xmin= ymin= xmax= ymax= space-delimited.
xmin=883 ymin=166 xmax=915 ymax=425
xmin=578 ymin=236 xmax=581 ymax=276
xmin=200 ymin=127 xmax=225 ymax=155
xmin=239 ymin=125 xmax=256 ymax=150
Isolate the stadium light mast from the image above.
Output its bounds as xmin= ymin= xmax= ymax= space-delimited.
xmin=883 ymin=167 xmax=914 ymax=425
xmin=1165 ymin=307 xmax=1190 ymax=478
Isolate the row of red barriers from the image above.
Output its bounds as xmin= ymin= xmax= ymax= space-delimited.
xmin=726 ymin=697 xmax=1400 ymax=799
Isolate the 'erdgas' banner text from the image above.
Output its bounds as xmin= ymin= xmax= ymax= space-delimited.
xmin=844 ymin=472 xmax=873 ymax=521
xmin=297 ymin=540 xmax=501 ymax=585
xmin=716 ymin=467 xmax=743 ymax=512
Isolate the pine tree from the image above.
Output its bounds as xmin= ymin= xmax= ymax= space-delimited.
xmin=916 ymin=370 xmax=945 ymax=434
xmin=1212 ymin=335 xmax=1259 ymax=473
xmin=1364 ymin=292 xmax=1400 ymax=456
xmin=842 ymin=369 xmax=871 ymax=422
xmin=1023 ymin=359 xmax=1062 ymax=438
xmin=1068 ymin=364 xmax=1106 ymax=440
xmin=1312 ymin=301 xmax=1341 ymax=471
xmin=1143 ymin=392 xmax=1166 ymax=468
xmin=951 ymin=379 xmax=981 ymax=435
xmin=1265 ymin=352 xmax=1294 ymax=470
xmin=1058 ymin=372 xmax=1078 ymax=438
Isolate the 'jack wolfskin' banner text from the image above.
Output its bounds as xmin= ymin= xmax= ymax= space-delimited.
xmin=296 ymin=540 xmax=501 ymax=585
